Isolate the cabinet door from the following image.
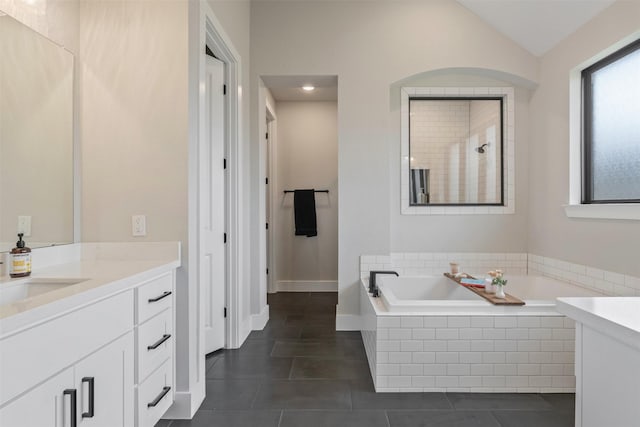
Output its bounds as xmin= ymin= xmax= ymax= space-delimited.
xmin=74 ymin=333 xmax=134 ymax=427
xmin=0 ymin=367 xmax=74 ymax=427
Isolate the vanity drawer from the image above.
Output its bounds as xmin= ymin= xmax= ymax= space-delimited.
xmin=137 ymin=358 xmax=173 ymax=427
xmin=137 ymin=308 xmax=172 ymax=382
xmin=137 ymin=273 xmax=173 ymax=323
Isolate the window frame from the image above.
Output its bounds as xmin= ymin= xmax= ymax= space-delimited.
xmin=581 ymin=38 xmax=640 ymax=204
xmin=400 ymin=87 xmax=515 ymax=216
xmin=408 ymin=96 xmax=505 ymax=207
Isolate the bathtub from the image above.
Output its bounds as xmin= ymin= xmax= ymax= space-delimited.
xmin=360 ymin=274 xmax=605 ymax=393
xmin=377 ymin=275 xmax=604 ymax=314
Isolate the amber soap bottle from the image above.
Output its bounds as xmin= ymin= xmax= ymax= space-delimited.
xmin=10 ymin=233 xmax=31 ymax=278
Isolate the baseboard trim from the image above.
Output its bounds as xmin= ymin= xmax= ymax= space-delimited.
xmin=275 ymin=280 xmax=338 ymax=292
xmin=163 ymin=389 xmax=205 ymax=419
xmin=336 ymin=314 xmax=361 ymax=331
xmin=251 ymin=305 xmax=269 ymax=330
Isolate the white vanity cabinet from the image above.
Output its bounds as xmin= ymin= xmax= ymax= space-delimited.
xmin=0 ymin=266 xmax=177 ymax=427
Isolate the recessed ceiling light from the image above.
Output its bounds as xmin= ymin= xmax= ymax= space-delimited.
xmin=302 ymin=85 xmax=315 ymax=92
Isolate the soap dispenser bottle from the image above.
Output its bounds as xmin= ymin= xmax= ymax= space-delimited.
xmin=10 ymin=233 xmax=31 ymax=278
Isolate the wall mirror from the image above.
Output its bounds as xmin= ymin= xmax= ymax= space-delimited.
xmin=401 ymin=87 xmax=515 ymax=215
xmin=0 ymin=12 xmax=74 ymax=251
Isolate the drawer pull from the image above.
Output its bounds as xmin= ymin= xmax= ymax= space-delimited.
xmin=81 ymin=377 xmax=95 ymax=418
xmin=147 ymin=386 xmax=171 ymax=408
xmin=148 ymin=291 xmax=172 ymax=303
xmin=63 ymin=389 xmax=77 ymax=427
xmin=147 ymin=334 xmax=171 ymax=350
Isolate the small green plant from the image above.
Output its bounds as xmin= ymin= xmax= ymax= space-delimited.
xmin=488 ymin=269 xmax=508 ymax=287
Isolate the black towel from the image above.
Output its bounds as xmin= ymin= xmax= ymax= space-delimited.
xmin=294 ymin=189 xmax=317 ymax=237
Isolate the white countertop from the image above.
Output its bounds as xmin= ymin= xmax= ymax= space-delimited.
xmin=0 ymin=242 xmax=180 ymax=335
xmin=557 ymin=297 xmax=640 ymax=351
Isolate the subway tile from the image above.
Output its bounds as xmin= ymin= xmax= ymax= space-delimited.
xmin=552 ymin=352 xmax=574 ymax=364
xmin=517 ymin=364 xmax=541 ymax=376
xmin=494 ymin=364 xmax=517 ymax=376
xmin=423 ymin=364 xmax=448 ymax=375
xmin=482 ymin=376 xmax=506 ymax=387
xmin=505 ymin=352 xmax=529 ymax=364
xmin=528 ymin=328 xmax=552 ymax=340
xmin=552 ymin=328 xmax=574 ymax=340
xmin=447 ymin=317 xmax=471 ymax=328
xmin=528 ymin=376 xmax=552 ymax=387
xmin=436 ymin=352 xmax=459 ymax=364
xmin=472 ymin=317 xmax=494 ymax=328
xmin=413 ymin=352 xmax=436 ymax=364
xmin=401 ymin=340 xmax=423 ymax=352
xmin=378 ymin=364 xmax=400 ymax=376
xmin=529 ymin=352 xmax=553 ymax=364
xmin=400 ymin=364 xmax=423 ymax=376
xmin=494 ymin=317 xmax=518 ymax=328
xmin=518 ymin=317 xmax=541 ymax=328
xmin=423 ymin=340 xmax=448 ymax=352
xmin=412 ymin=376 xmax=435 ymax=387
xmin=423 ymin=317 xmax=448 ymax=328
xmin=506 ymin=328 xmax=529 ymax=340
xmin=552 ymin=376 xmax=575 ymax=388
xmin=483 ymin=328 xmax=506 ymax=340
xmin=517 ymin=341 xmax=540 ymax=352
xmin=459 ymin=352 xmax=482 ymax=364
xmin=389 ymin=352 xmax=412 ymax=364
xmin=493 ymin=340 xmax=517 ymax=352
xmin=459 ymin=328 xmax=483 ymax=340
xmin=388 ymin=328 xmax=412 ymax=340
xmin=540 ymin=340 xmax=563 ymax=352
xmin=540 ymin=317 xmax=564 ymax=328
xmin=447 ymin=339 xmax=471 ymax=352
xmin=447 ymin=364 xmax=470 ymax=376
xmin=378 ymin=340 xmax=400 ymax=352
xmin=436 ymin=376 xmax=459 ymax=388
xmin=470 ymin=364 xmax=494 ymax=376
xmin=471 ymin=340 xmax=494 ymax=352
xmin=482 ymin=352 xmax=505 ymax=364
xmin=388 ymin=376 xmax=412 ymax=388
xmin=505 ymin=376 xmax=529 ymax=388
xmin=412 ymin=328 xmax=435 ymax=340
xmin=541 ymin=364 xmax=564 ymax=376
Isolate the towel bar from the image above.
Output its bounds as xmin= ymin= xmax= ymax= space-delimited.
xmin=283 ymin=190 xmax=329 ymax=194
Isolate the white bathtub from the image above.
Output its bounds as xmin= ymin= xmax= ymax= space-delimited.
xmin=377 ymin=275 xmax=604 ymax=314
xmin=360 ymin=274 xmax=604 ymax=393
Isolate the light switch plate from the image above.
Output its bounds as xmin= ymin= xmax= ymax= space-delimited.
xmin=17 ymin=216 xmax=31 ymax=236
xmin=132 ymin=215 xmax=146 ymax=236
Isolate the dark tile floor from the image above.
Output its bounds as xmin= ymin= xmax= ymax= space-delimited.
xmin=158 ymin=292 xmax=575 ymax=427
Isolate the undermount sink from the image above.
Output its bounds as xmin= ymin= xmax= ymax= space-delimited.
xmin=0 ymin=278 xmax=88 ymax=306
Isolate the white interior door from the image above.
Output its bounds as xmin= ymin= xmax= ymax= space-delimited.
xmin=202 ymin=54 xmax=226 ymax=354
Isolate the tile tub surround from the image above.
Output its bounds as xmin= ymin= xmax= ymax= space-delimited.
xmin=360 ymin=252 xmax=640 ymax=296
xmin=360 ymin=283 xmax=576 ymax=393
xmin=528 ymin=254 xmax=640 ymax=297
xmin=360 ymin=252 xmax=528 ymax=279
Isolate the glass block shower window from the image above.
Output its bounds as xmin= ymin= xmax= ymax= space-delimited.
xmin=582 ymin=39 xmax=640 ymax=203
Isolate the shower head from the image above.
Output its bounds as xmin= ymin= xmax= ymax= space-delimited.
xmin=475 ymin=143 xmax=489 ymax=154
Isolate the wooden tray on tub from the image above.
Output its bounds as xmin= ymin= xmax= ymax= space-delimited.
xmin=443 ymin=273 xmax=525 ymax=306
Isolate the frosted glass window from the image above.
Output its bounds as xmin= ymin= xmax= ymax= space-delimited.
xmin=583 ymin=40 xmax=640 ymax=203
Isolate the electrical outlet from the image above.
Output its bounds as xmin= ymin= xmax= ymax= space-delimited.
xmin=132 ymin=215 xmax=146 ymax=237
xmin=17 ymin=216 xmax=31 ymax=236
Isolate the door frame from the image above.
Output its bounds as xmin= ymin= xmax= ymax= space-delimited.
xmin=265 ymin=103 xmax=277 ymax=294
xmin=196 ymin=3 xmax=242 ymax=351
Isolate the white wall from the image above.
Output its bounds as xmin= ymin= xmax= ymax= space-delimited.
xmin=274 ymin=101 xmax=338 ymax=288
xmin=528 ymin=0 xmax=640 ymax=277
xmin=250 ymin=0 xmax=538 ymax=326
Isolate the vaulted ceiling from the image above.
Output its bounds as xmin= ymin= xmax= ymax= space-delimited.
xmin=456 ymin=0 xmax=616 ymax=56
